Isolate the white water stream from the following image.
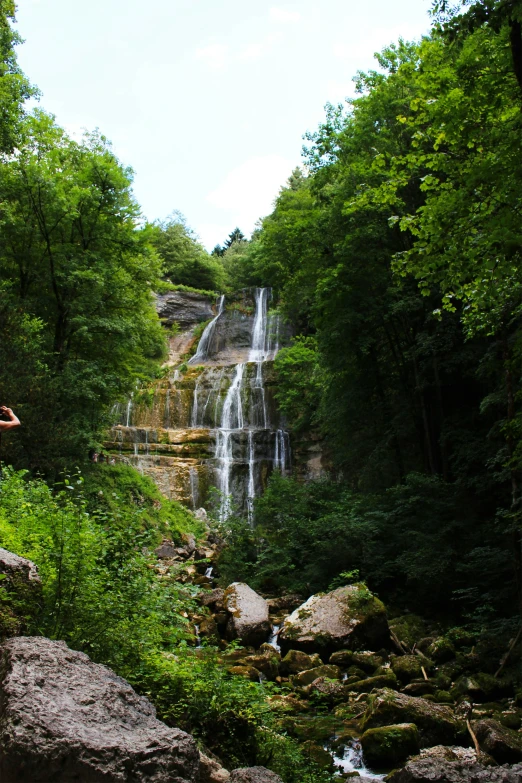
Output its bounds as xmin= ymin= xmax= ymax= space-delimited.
xmin=210 ymin=288 xmax=291 ymax=520
xmin=188 ymin=294 xmax=225 ymax=365
xmin=331 ymin=741 xmax=384 ymax=780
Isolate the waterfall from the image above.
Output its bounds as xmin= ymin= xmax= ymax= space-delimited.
xmin=247 ymin=430 xmax=255 ymax=525
xmin=188 ymin=294 xmax=225 ymax=365
xmin=274 ymin=429 xmax=290 ymax=472
xmin=183 ymin=287 xmax=290 ymax=519
xmin=191 ymin=375 xmax=200 ymax=427
xmin=215 ymin=363 xmax=245 ymax=520
xmin=125 ymin=399 xmax=132 ymax=427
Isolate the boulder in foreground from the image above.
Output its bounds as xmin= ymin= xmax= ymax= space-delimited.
xmin=223 ymin=583 xmax=270 ymax=647
xmin=0 ymin=636 xmax=199 ymax=782
xmin=279 ymin=584 xmax=390 ymax=655
xmin=386 ymin=745 xmax=522 ymax=782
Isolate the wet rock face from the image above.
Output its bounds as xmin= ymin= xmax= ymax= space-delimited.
xmin=0 ymin=636 xmax=199 ymax=782
xmin=0 ymin=548 xmax=42 ymax=642
xmin=229 ymin=768 xmax=283 ymax=783
xmin=223 ymin=582 xmax=270 ymax=648
xmin=387 ymin=745 xmax=522 ymax=782
xmin=279 ymin=584 xmax=390 ymax=657
xmin=155 ymin=291 xmax=215 ymax=329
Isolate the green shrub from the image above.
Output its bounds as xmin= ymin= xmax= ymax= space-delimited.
xmin=0 ymin=466 xmax=198 ymax=672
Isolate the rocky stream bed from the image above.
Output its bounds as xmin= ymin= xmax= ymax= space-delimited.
xmin=2 ymin=520 xmax=522 ymax=782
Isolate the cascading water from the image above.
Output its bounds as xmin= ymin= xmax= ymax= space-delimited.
xmin=112 ymin=286 xmax=291 ymax=515
xmin=188 ymin=294 xmax=225 ymax=365
xmin=208 ymin=287 xmax=290 ymax=520
xmin=215 ymin=363 xmax=245 ymax=520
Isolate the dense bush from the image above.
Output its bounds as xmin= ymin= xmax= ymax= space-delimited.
xmin=0 ymin=466 xmax=199 ymax=671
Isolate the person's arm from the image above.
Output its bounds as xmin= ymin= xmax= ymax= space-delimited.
xmin=0 ymin=407 xmax=20 ymax=431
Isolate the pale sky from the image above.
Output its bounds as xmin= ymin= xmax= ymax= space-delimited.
xmin=15 ymin=0 xmax=432 ymax=249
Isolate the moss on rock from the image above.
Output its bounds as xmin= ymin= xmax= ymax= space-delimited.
xmin=362 ymin=688 xmax=463 ymax=747
xmin=360 ymin=723 xmax=420 ymax=767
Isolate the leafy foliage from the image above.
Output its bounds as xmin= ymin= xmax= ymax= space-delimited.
xmin=151 ymin=213 xmax=225 ymax=292
xmin=0 ymin=113 xmax=166 ymax=472
xmin=0 ymin=466 xmax=198 ymax=671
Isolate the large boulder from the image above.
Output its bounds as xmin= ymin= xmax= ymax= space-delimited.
xmin=386 ymin=745 xmax=522 ymax=782
xmin=0 ymin=548 xmax=42 ymax=642
xmin=0 ymin=636 xmax=199 ymax=782
xmin=473 ymin=719 xmax=522 ymax=764
xmin=223 ymin=583 xmax=270 ymax=647
xmin=362 ymin=688 xmax=462 ymax=747
xmin=360 ymin=723 xmax=420 ymax=767
xmin=279 ymin=584 xmax=390 ymax=656
xmin=229 ymin=768 xmax=283 ymax=783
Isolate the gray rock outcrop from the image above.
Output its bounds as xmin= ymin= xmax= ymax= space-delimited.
xmin=223 ymin=583 xmax=270 ymax=647
xmin=229 ymin=768 xmax=283 ymax=783
xmin=155 ymin=291 xmax=215 ymax=329
xmin=0 ymin=548 xmax=42 ymax=642
xmin=0 ymin=636 xmax=199 ymax=782
xmin=279 ymin=584 xmax=390 ymax=655
xmin=387 ymin=745 xmax=522 ymax=782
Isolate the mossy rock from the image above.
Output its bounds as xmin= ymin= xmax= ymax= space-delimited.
xmin=391 ymin=654 xmax=432 ymax=684
xmin=226 ymin=665 xmax=261 ymax=682
xmin=427 ymin=637 xmax=456 ymax=663
xmin=388 ymin=615 xmax=427 ymax=648
xmin=446 ymin=627 xmax=476 ymax=649
xmin=348 ymin=671 xmax=398 ymax=694
xmin=360 ymin=723 xmax=420 ymax=767
xmin=434 ymin=689 xmax=454 ymax=704
xmin=362 ymin=688 xmax=463 ymax=747
xmin=499 ymin=710 xmax=522 ymax=730
xmin=473 ymin=718 xmax=522 ymax=763
xmin=452 ymin=673 xmax=510 ymax=704
xmin=346 ymin=665 xmax=367 ymax=680
xmin=351 ymin=652 xmax=385 ymax=673
xmin=280 ymin=649 xmax=322 ymax=675
xmin=241 ymin=652 xmax=279 ymax=680
xmin=329 ymin=649 xmax=354 ymax=666
xmin=280 ymin=584 xmax=390 ymax=657
xmin=291 ymin=664 xmax=341 ymax=688
xmin=402 ymin=681 xmax=438 ymax=697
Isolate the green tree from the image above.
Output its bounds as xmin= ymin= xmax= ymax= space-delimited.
xmin=0 ymin=0 xmax=34 ymax=152
xmin=151 ymin=213 xmax=225 ymax=291
xmin=0 ymin=111 xmax=165 ymax=470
